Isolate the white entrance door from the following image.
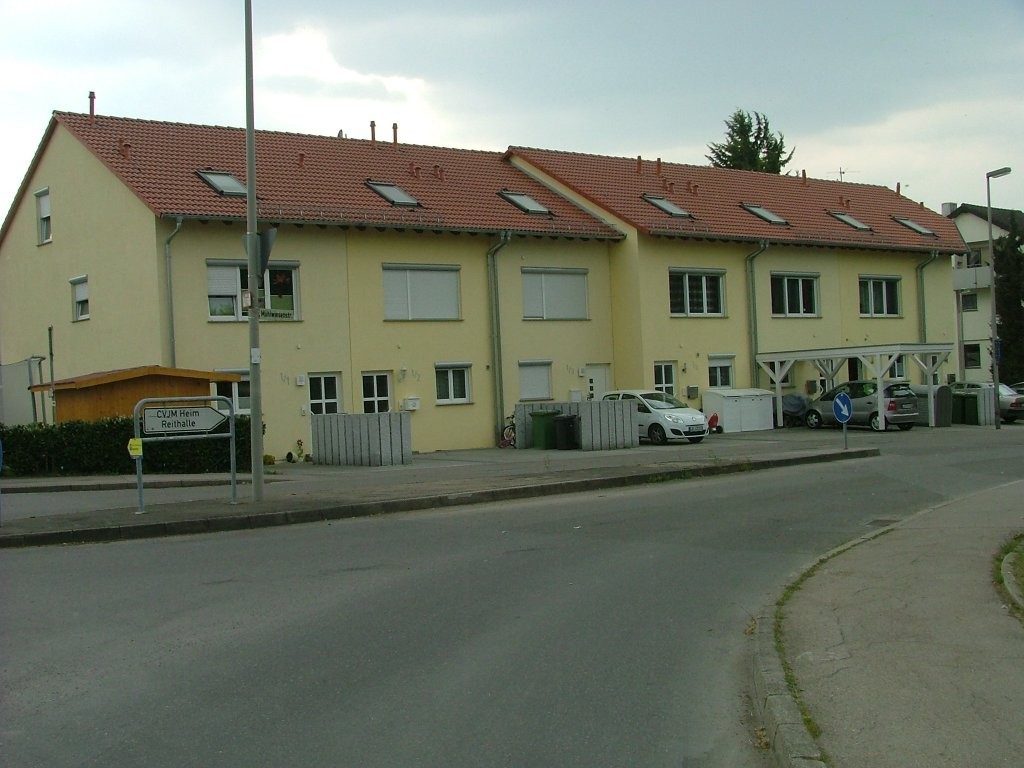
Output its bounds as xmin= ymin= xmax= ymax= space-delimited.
xmin=584 ymin=364 xmax=611 ymax=401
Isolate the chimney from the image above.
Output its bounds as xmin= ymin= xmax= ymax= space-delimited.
xmin=941 ymin=202 xmax=957 ymax=216
xmin=801 ymin=169 xmax=807 ymax=185
xmin=393 ymin=122 xmax=398 ymax=146
xmin=655 ymin=158 xmax=662 ymax=175
xmin=636 ymin=155 xmax=642 ymax=175
xmin=370 ymin=120 xmax=376 ymax=147
xmin=433 ymin=164 xmax=445 ymax=181
xmin=119 ymin=139 xmax=131 ymax=160
xmin=896 ymin=182 xmax=901 ymax=196
xmin=88 ymin=91 xmax=96 ymax=121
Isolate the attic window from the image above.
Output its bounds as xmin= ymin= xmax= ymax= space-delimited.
xmin=500 ymin=191 xmax=550 ymax=215
xmin=894 ymin=216 xmax=935 ymax=236
xmin=742 ymin=203 xmax=788 ymax=225
xmin=829 ymin=211 xmax=872 ymax=231
xmin=643 ymin=194 xmax=691 ymax=218
xmin=198 ymin=170 xmax=247 ymax=197
xmin=367 ymin=181 xmax=420 ymax=207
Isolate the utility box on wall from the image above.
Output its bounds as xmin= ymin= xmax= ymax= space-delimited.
xmin=701 ymin=388 xmax=774 ymax=433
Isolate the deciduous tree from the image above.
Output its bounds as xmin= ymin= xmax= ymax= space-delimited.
xmin=994 ymin=213 xmax=1024 ymax=383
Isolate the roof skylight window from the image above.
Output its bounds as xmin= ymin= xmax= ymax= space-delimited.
xmin=198 ymin=170 xmax=247 ymax=197
xmin=642 ymin=194 xmax=692 ymax=218
xmin=742 ymin=203 xmax=788 ymax=225
xmin=500 ymin=191 xmax=550 ymax=215
xmin=367 ymin=181 xmax=420 ymax=207
xmin=894 ymin=216 xmax=935 ymax=236
xmin=829 ymin=211 xmax=872 ymax=231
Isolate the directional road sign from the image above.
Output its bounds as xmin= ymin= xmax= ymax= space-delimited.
xmin=833 ymin=392 xmax=853 ymax=424
xmin=143 ymin=406 xmax=227 ymax=434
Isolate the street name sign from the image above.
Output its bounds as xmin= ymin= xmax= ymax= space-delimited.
xmin=143 ymin=406 xmax=226 ymax=434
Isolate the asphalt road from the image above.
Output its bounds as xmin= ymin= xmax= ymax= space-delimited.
xmin=3 ymin=428 xmax=1022 ymax=767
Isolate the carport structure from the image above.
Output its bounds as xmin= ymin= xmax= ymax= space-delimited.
xmin=755 ymin=343 xmax=954 ymax=428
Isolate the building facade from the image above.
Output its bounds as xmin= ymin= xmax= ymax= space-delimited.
xmin=0 ymin=111 xmax=967 ymax=456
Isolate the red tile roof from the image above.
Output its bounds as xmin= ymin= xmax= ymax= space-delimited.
xmin=51 ymin=112 xmax=622 ymax=240
xmin=507 ymin=147 xmax=967 ymax=254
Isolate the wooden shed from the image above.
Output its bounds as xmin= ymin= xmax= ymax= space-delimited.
xmin=29 ymin=366 xmax=241 ymax=422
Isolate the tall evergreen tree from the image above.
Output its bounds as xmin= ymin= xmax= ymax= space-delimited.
xmin=993 ymin=212 xmax=1024 ymax=383
xmin=706 ymin=110 xmax=795 ymax=173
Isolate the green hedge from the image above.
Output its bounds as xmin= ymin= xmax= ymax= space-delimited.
xmin=0 ymin=416 xmax=252 ymax=477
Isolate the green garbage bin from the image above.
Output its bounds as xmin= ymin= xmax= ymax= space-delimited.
xmin=553 ymin=414 xmax=579 ymax=449
xmin=950 ymin=393 xmax=965 ymax=424
xmin=962 ymin=393 xmax=979 ymax=425
xmin=530 ymin=411 xmax=557 ymax=449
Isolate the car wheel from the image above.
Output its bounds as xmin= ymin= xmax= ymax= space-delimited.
xmin=805 ymin=410 xmax=823 ymax=429
xmin=1004 ymin=416 xmax=1017 ymax=424
xmin=897 ymin=423 xmax=913 ymax=431
xmin=687 ymin=436 xmax=704 ymax=445
xmin=870 ymin=412 xmax=884 ymax=431
xmin=648 ymin=424 xmax=668 ymax=445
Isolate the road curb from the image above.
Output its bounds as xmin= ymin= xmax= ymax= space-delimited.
xmin=1002 ymin=550 xmax=1024 ymax=611
xmin=752 ymin=613 xmax=827 ymax=768
xmin=0 ymin=448 xmax=879 ymax=548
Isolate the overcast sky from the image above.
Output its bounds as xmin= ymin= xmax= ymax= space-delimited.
xmin=2 ymin=0 xmax=1022 ymax=217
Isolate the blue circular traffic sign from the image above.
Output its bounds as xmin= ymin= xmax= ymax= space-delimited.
xmin=833 ymin=391 xmax=853 ymax=424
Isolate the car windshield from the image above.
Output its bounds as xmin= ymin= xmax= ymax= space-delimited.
xmin=998 ymin=384 xmax=1017 ymax=396
xmin=642 ymin=392 xmax=688 ymax=409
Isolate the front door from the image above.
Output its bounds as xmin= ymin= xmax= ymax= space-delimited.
xmin=584 ymin=364 xmax=610 ymax=401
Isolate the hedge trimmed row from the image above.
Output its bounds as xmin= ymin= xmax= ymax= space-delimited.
xmin=0 ymin=416 xmax=252 ymax=477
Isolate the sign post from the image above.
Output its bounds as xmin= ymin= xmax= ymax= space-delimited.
xmin=833 ymin=391 xmax=853 ymax=450
xmin=132 ymin=396 xmax=237 ymax=514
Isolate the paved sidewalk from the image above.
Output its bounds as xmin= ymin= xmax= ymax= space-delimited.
xmin=757 ymin=481 xmax=1024 ymax=768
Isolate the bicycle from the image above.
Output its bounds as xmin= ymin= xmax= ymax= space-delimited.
xmin=498 ymin=414 xmax=516 ymax=448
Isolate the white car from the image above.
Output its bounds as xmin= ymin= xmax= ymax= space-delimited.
xmin=602 ymin=389 xmax=709 ymax=444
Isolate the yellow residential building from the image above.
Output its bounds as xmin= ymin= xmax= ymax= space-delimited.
xmin=0 ymin=111 xmax=967 ymax=455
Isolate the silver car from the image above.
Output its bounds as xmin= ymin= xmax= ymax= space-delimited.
xmin=602 ymin=389 xmax=709 ymax=444
xmin=804 ymin=380 xmax=918 ymax=431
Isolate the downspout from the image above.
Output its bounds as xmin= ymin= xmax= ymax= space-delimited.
xmin=164 ymin=218 xmax=184 ymax=368
xmin=745 ymin=240 xmax=770 ymax=388
xmin=487 ymin=231 xmax=513 ymax=441
xmin=915 ymin=250 xmax=938 ymax=344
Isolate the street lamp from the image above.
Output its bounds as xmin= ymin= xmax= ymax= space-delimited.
xmin=986 ymin=166 xmax=1011 ymax=430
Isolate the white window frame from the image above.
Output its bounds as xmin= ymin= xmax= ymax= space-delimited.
xmin=212 ymin=372 xmax=251 ymax=415
xmin=207 ymin=261 xmax=300 ymax=321
xmin=361 ymin=371 xmax=391 ymax=413
xmin=383 ymin=264 xmax=461 ymax=321
xmin=859 ymin=275 xmax=901 ymax=317
xmin=435 ymin=362 xmax=471 ymax=405
xmin=887 ymin=355 xmax=907 ymax=379
xmin=771 ymin=273 xmax=819 ymax=317
xmin=653 ymin=361 xmax=675 ymax=395
xmin=708 ymin=355 xmax=735 ymax=388
xmin=69 ymin=275 xmax=89 ymax=321
xmin=964 ymin=344 xmax=981 ymax=369
xmin=308 ymin=372 xmax=342 ymax=415
xmin=522 ymin=268 xmax=589 ymax=320
xmin=518 ymin=360 xmax=553 ymax=401
xmin=36 ymin=188 xmax=52 ymax=244
xmin=669 ymin=269 xmax=725 ymax=316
